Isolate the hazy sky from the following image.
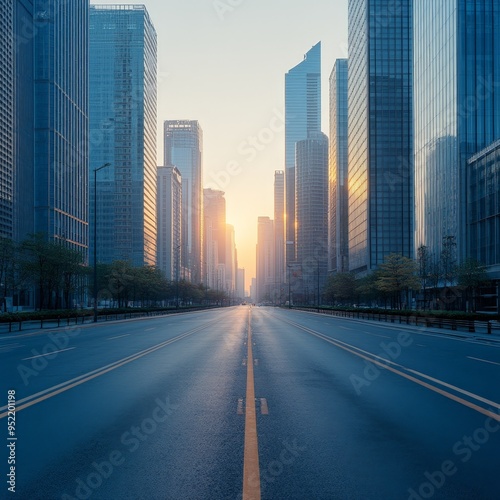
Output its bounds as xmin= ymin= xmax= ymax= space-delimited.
xmin=93 ymin=1 xmax=349 ymax=290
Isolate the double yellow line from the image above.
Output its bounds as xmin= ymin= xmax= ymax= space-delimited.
xmin=242 ymin=309 xmax=261 ymax=499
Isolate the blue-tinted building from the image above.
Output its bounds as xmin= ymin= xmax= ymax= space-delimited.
xmin=285 ymin=42 xmax=321 ymax=265
xmin=164 ymin=120 xmax=203 ymax=283
xmin=328 ymin=59 xmax=349 ymax=274
xmin=414 ymin=0 xmax=500 ymax=263
xmin=89 ymin=5 xmax=157 ymax=267
xmin=0 ymin=0 xmax=14 ymax=239
xmin=295 ymin=131 xmax=329 ymax=301
xmin=33 ymin=0 xmax=89 ymax=255
xmin=467 ymin=140 xmax=500 ymax=279
xmin=13 ymin=0 xmax=35 ymax=243
xmin=348 ymin=0 xmax=414 ymax=274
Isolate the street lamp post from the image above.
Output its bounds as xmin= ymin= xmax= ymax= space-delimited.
xmin=93 ymin=163 xmax=111 ymax=322
xmin=175 ymin=244 xmax=181 ymax=309
xmin=287 ymin=264 xmax=292 ymax=309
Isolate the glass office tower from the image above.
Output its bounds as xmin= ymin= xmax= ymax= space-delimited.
xmin=348 ymin=0 xmax=414 ymax=274
xmin=32 ymin=0 xmax=89 ymax=254
xmin=414 ymin=0 xmax=500 ymax=262
xmin=164 ymin=120 xmax=203 ymax=284
xmin=328 ymin=59 xmax=349 ymax=274
xmin=285 ymin=42 xmax=321 ymax=266
xmin=295 ymin=131 xmax=329 ymax=298
xmin=13 ymin=0 xmax=35 ymax=243
xmin=89 ymin=5 xmax=157 ymax=267
xmin=0 ymin=0 xmax=14 ymax=239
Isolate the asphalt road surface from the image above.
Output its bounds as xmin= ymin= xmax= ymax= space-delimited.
xmin=1 ymin=306 xmax=499 ymax=499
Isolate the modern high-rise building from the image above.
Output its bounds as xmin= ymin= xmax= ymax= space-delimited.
xmin=33 ymin=0 xmax=89 ymax=254
xmin=285 ymin=42 xmax=321 ymax=266
xmin=328 ymin=59 xmax=349 ymax=274
xmin=226 ymin=224 xmax=236 ymax=293
xmin=0 ymin=0 xmax=14 ymax=239
xmin=157 ymin=166 xmax=182 ymax=281
xmin=274 ymin=170 xmax=285 ymax=296
xmin=89 ymin=5 xmax=157 ymax=266
xmin=13 ymin=0 xmax=35 ymax=243
xmin=414 ymin=0 xmax=500 ymax=263
xmin=256 ymin=216 xmax=275 ymax=303
xmin=204 ymin=188 xmax=226 ymax=290
xmin=236 ymin=268 xmax=245 ymax=299
xmin=295 ymin=132 xmax=329 ymax=300
xmin=348 ymin=0 xmax=414 ymax=274
xmin=164 ymin=120 xmax=203 ymax=283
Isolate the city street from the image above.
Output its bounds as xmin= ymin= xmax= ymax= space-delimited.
xmin=1 ymin=306 xmax=500 ymax=499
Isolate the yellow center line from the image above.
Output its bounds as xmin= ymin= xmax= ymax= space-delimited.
xmin=242 ymin=309 xmax=261 ymax=500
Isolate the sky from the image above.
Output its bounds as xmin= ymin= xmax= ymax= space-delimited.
xmin=93 ymin=0 xmax=349 ymax=291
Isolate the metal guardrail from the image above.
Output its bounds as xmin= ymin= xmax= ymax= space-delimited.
xmin=0 ymin=305 xmax=221 ymax=334
xmin=292 ymin=307 xmax=500 ymax=336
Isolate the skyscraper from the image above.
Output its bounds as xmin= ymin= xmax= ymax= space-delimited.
xmin=13 ymin=0 xmax=35 ymax=243
xmin=274 ymin=170 xmax=285 ymax=298
xmin=0 ymin=0 xmax=14 ymax=239
xmin=226 ymin=224 xmax=236 ymax=293
xmin=89 ymin=5 xmax=157 ymax=267
xmin=157 ymin=166 xmax=182 ymax=281
xmin=164 ymin=121 xmax=203 ymax=283
xmin=414 ymin=0 xmax=500 ymax=263
xmin=285 ymin=42 xmax=321 ymax=265
xmin=295 ymin=132 xmax=329 ymax=300
xmin=204 ymin=188 xmax=226 ymax=290
xmin=328 ymin=59 xmax=349 ymax=274
xmin=348 ymin=0 xmax=414 ymax=274
xmin=33 ymin=0 xmax=89 ymax=254
xmin=256 ymin=216 xmax=275 ymax=303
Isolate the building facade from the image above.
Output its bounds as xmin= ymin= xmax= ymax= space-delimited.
xmin=328 ymin=59 xmax=349 ymax=274
xmin=157 ymin=166 xmax=182 ymax=281
xmin=348 ymin=0 xmax=414 ymax=274
xmin=89 ymin=5 xmax=157 ymax=266
xmin=164 ymin=120 xmax=203 ymax=283
xmin=295 ymin=132 xmax=329 ymax=301
xmin=13 ymin=0 xmax=35 ymax=243
xmin=256 ymin=216 xmax=275 ymax=303
xmin=467 ymin=140 xmax=500 ymax=279
xmin=274 ymin=170 xmax=285 ymax=298
xmin=204 ymin=188 xmax=226 ymax=290
xmin=285 ymin=42 xmax=321 ymax=266
xmin=33 ymin=0 xmax=89 ymax=255
xmin=0 ymin=0 xmax=14 ymax=239
xmin=414 ymin=0 xmax=500 ymax=263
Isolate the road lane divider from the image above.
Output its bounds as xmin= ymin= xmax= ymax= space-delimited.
xmin=22 ymin=347 xmax=76 ymax=361
xmin=242 ymin=309 xmax=261 ymax=500
xmin=278 ymin=316 xmax=500 ymax=422
xmin=0 ymin=320 xmax=219 ymax=419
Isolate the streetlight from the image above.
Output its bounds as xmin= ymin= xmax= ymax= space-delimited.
xmin=287 ymin=264 xmax=292 ymax=309
xmin=93 ymin=162 xmax=111 ymax=322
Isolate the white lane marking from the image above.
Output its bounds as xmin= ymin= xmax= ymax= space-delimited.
xmin=467 ymin=356 xmax=500 ymax=367
xmin=107 ymin=334 xmax=131 ymax=340
xmin=22 ymin=347 xmax=76 ymax=361
xmin=144 ymin=328 xmax=156 ymax=332
xmin=362 ymin=332 xmax=391 ymax=339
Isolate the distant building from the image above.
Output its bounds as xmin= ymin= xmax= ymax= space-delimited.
xmin=274 ymin=171 xmax=285 ymax=299
xmin=348 ymin=0 xmax=414 ymax=274
xmin=295 ymin=132 xmax=329 ymax=302
xmin=89 ymin=5 xmax=157 ymax=266
xmin=256 ymin=216 xmax=275 ymax=303
xmin=204 ymin=188 xmax=226 ymax=290
xmin=164 ymin=120 xmax=203 ymax=283
xmin=157 ymin=166 xmax=182 ymax=281
xmin=226 ymin=224 xmax=236 ymax=293
xmin=328 ymin=59 xmax=349 ymax=274
xmin=236 ymin=268 xmax=245 ymax=300
xmin=414 ymin=0 xmax=500 ymax=262
xmin=285 ymin=42 xmax=321 ymax=266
